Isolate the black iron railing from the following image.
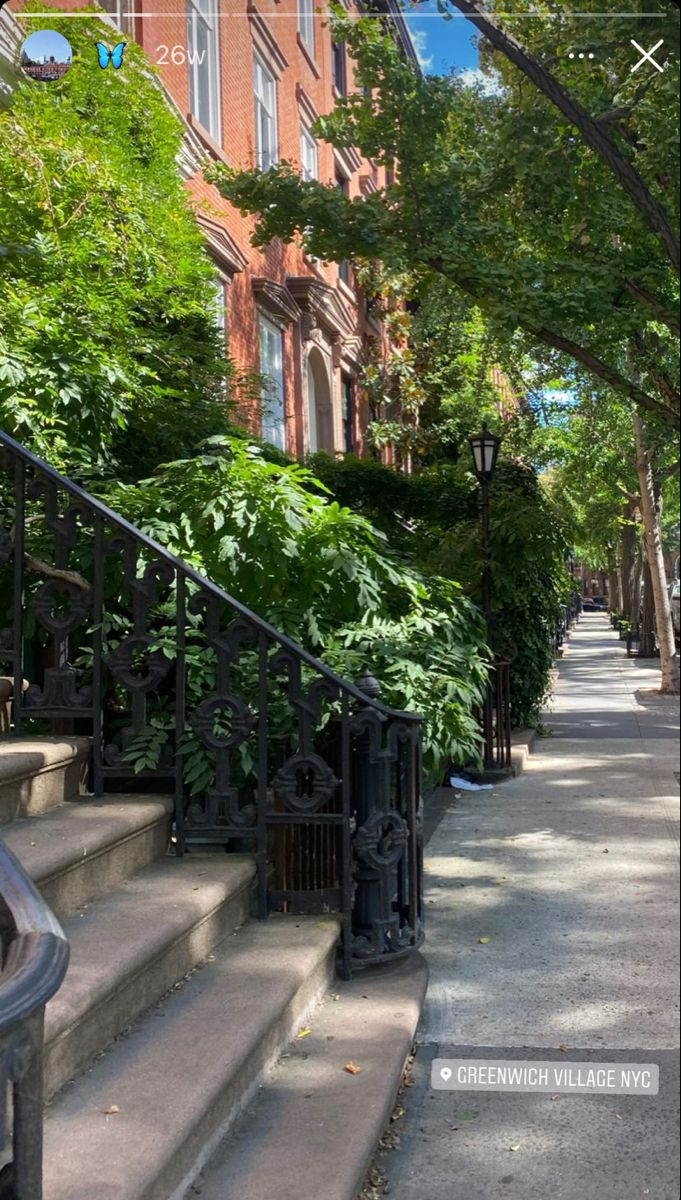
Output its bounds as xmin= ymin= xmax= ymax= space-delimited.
xmin=0 ymin=843 xmax=69 ymax=1198
xmin=479 ymin=657 xmax=512 ymax=772
xmin=553 ymin=604 xmax=571 ymax=654
xmin=0 ymin=431 xmax=424 ymax=977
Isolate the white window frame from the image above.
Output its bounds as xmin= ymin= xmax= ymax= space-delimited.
xmin=297 ymin=0 xmax=315 ymax=53
xmin=187 ymin=0 xmax=221 ymax=143
xmin=258 ymin=314 xmax=286 ymax=450
xmin=300 ymin=123 xmax=318 ymax=182
xmin=253 ymin=53 xmax=278 ymax=171
xmin=212 ymin=275 xmax=227 ymax=337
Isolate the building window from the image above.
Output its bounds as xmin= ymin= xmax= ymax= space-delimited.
xmin=342 ymin=375 xmax=354 ymax=453
xmin=332 ymin=41 xmax=346 ymax=94
xmin=300 ymin=124 xmax=318 ymax=181
xmin=258 ymin=314 xmax=285 ymax=450
xmin=335 ymin=172 xmax=351 ymax=285
xmin=254 ymin=55 xmax=278 ymax=170
xmin=297 ymin=0 xmax=314 ymax=53
xmin=213 ymin=277 xmax=227 ymax=338
xmin=99 ymin=0 xmax=135 ymax=35
xmin=187 ymin=0 xmax=221 ymax=141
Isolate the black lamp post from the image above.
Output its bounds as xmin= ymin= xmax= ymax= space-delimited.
xmin=468 ymin=422 xmax=501 ymax=769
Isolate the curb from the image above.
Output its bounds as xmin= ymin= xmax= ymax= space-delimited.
xmin=510 ymin=727 xmax=538 ymax=776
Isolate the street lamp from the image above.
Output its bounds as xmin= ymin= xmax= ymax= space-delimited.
xmin=468 ymin=422 xmax=501 ymax=636
xmin=468 ymin=422 xmax=501 ymax=484
xmin=468 ymin=422 xmax=501 ymax=770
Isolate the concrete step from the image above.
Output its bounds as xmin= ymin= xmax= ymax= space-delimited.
xmin=0 ymin=736 xmax=90 ymax=823
xmin=44 ymin=853 xmax=257 ymax=1100
xmin=192 ymin=953 xmax=428 ymax=1200
xmin=42 ymin=916 xmax=340 ymax=1200
xmin=0 ymin=793 xmax=173 ymax=918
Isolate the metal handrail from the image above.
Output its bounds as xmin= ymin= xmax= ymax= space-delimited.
xmin=1 ymin=841 xmax=69 ymax=1198
xmin=0 ymin=843 xmax=70 ymax=1033
xmin=0 ymin=430 xmax=417 ymax=724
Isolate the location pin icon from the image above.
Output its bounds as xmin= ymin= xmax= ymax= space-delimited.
xmin=440 ymin=1067 xmax=452 ymax=1082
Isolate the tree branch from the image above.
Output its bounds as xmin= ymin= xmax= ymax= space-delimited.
xmin=446 ymin=0 xmax=680 ymax=273
xmin=24 ymin=555 xmax=91 ymax=593
xmin=536 ymin=327 xmax=679 ymax=426
xmin=625 ymin=281 xmax=680 ymax=337
xmin=616 ymin=483 xmax=640 ymax=504
xmin=428 ymin=256 xmax=679 ymax=428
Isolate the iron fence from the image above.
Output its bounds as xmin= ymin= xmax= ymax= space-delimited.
xmin=480 ymin=658 xmax=512 ymax=772
xmin=0 ymin=431 xmax=424 ymax=977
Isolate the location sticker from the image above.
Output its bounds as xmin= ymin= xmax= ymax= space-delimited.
xmin=440 ymin=1067 xmax=452 ymax=1082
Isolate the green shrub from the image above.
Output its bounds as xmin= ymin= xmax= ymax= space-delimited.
xmin=102 ymin=439 xmax=488 ymax=774
xmin=0 ymin=8 xmax=233 ymax=476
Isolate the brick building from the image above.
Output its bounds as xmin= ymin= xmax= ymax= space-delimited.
xmin=17 ymin=0 xmax=416 ymax=459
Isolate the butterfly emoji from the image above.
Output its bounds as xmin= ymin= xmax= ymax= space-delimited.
xmin=94 ymin=41 xmax=126 ymax=70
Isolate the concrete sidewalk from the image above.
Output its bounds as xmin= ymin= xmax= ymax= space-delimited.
xmin=386 ymin=615 xmax=680 ymax=1200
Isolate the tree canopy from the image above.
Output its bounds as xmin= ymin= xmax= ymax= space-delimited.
xmin=212 ymin=2 xmax=679 ymax=430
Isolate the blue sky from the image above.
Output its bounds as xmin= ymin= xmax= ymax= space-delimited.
xmin=21 ymin=29 xmax=72 ymax=64
xmin=401 ymin=3 xmax=480 ymax=76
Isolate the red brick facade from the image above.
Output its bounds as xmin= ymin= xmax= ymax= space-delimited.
xmin=8 ymin=0 xmax=416 ymax=459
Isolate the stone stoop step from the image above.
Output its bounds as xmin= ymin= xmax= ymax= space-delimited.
xmin=0 ymin=793 xmax=173 ymax=917
xmin=0 ymin=736 xmax=90 ymax=822
xmin=192 ymin=953 xmax=428 ymax=1200
xmin=43 ymin=854 xmax=257 ymax=1099
xmin=42 ymin=916 xmax=341 ymax=1200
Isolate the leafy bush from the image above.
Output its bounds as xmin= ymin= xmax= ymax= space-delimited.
xmin=0 ymin=9 xmax=234 ymax=476
xmin=102 ymin=439 xmax=488 ymax=774
xmin=308 ymin=453 xmax=570 ymax=727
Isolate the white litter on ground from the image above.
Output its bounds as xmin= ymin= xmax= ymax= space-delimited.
xmin=448 ymin=775 xmax=493 ymax=792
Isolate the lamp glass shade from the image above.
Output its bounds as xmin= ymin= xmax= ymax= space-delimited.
xmin=468 ymin=423 xmax=501 ymax=481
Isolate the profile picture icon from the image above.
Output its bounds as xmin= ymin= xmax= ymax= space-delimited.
xmin=20 ymin=29 xmax=72 ymax=83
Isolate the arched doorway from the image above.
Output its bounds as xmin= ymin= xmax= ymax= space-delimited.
xmin=306 ymin=348 xmax=334 ymax=453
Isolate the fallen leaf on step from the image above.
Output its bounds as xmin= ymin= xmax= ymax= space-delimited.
xmin=602 ymin=848 xmax=609 ymax=854
xmin=478 ymin=937 xmax=490 ymax=945
xmin=296 ymin=1027 xmax=312 ymax=1039
xmin=558 ymin=1044 xmax=571 ymax=1054
xmin=103 ymin=1105 xmax=119 ymax=1115
xmin=344 ymin=1062 xmax=361 ymax=1074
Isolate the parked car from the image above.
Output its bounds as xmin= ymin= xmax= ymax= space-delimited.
xmin=582 ymin=597 xmax=608 ymax=612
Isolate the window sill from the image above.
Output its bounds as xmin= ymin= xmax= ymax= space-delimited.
xmin=297 ymin=33 xmax=321 ymax=78
xmin=187 ymin=114 xmax=230 ymax=168
xmin=337 ymin=278 xmax=356 ymax=304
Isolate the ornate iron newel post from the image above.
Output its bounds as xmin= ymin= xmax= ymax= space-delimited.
xmin=349 ymin=667 xmax=422 ymax=967
xmin=351 ymin=668 xmax=385 ymax=949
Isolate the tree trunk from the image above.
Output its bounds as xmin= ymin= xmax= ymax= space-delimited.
xmin=632 ymin=411 xmax=679 ymax=692
xmin=638 ymin=549 xmax=656 ymax=659
xmin=620 ymin=500 xmax=639 ymax=623
xmin=607 ymin=557 xmax=621 ymax=614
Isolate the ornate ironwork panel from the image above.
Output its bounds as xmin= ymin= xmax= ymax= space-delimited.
xmin=0 ymin=430 xmax=424 ymax=977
